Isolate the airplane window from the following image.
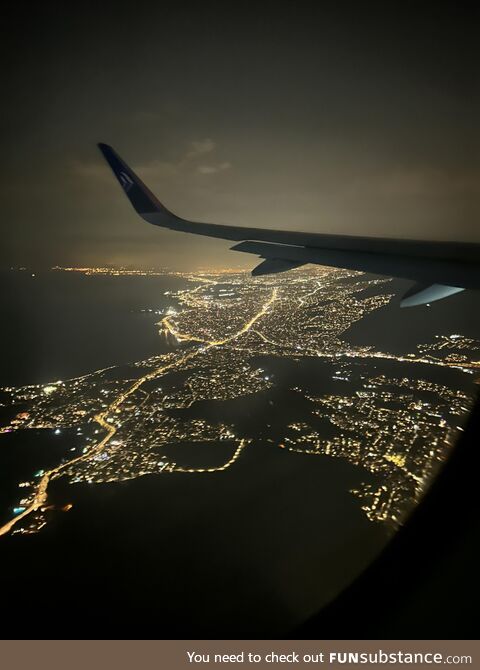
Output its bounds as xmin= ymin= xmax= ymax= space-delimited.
xmin=1 ymin=266 xmax=478 ymax=636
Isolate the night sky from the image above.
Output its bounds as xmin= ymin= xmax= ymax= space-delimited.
xmin=1 ymin=3 xmax=478 ymax=270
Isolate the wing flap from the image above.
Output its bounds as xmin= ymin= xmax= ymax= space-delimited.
xmin=251 ymin=258 xmax=306 ymax=276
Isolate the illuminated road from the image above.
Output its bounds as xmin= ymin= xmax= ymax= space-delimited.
xmin=0 ymin=287 xmax=278 ymax=537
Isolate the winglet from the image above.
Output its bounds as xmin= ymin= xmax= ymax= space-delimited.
xmin=400 ymin=282 xmax=464 ymax=307
xmin=97 ymin=143 xmax=175 ymax=218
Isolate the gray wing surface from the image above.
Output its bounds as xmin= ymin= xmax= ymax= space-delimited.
xmin=98 ymin=143 xmax=480 ymax=305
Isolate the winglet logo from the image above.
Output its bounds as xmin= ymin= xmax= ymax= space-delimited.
xmin=119 ymin=171 xmax=134 ymax=192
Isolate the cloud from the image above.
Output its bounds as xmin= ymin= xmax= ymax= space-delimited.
xmin=188 ymin=138 xmax=215 ymax=156
xmin=197 ymin=162 xmax=232 ymax=175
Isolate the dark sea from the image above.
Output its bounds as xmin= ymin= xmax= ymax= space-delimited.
xmin=0 ymin=270 xmax=186 ymax=386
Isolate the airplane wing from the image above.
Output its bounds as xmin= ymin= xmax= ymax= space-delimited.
xmin=98 ymin=143 xmax=480 ymax=306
